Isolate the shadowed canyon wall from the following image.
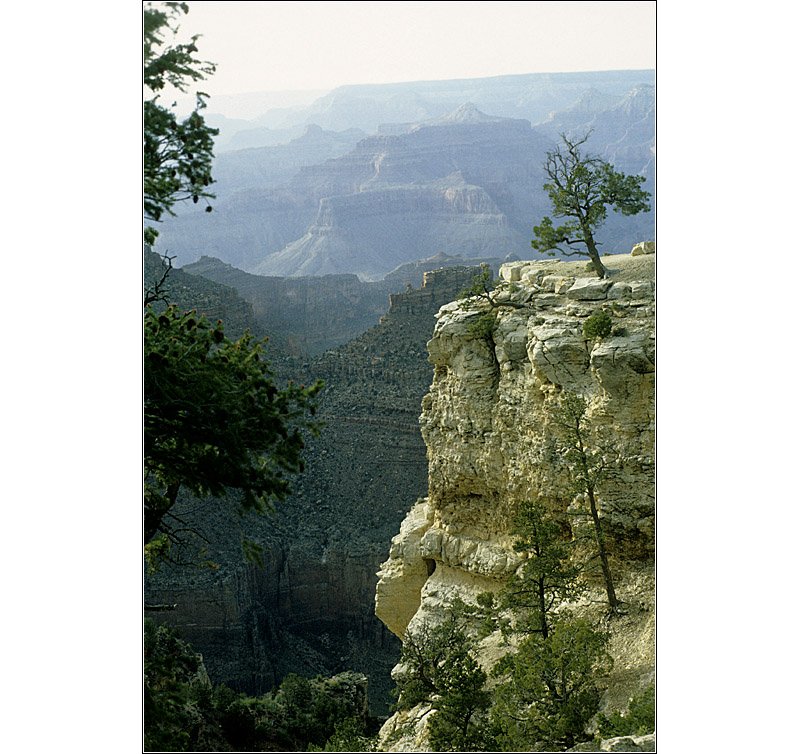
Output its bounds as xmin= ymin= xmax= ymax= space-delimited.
xmin=144 ymin=265 xmax=484 ymax=714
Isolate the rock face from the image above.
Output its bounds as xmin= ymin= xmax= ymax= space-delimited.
xmin=571 ymin=734 xmax=656 ymax=752
xmin=210 ymin=125 xmax=367 ymax=198
xmin=253 ymin=180 xmax=524 ymax=281
xmin=143 ymin=248 xmax=259 ymax=339
xmin=248 ymin=114 xmax=543 ymax=281
xmin=375 ymin=252 xmax=655 ymax=748
xmin=181 ymin=255 xmax=394 ymax=355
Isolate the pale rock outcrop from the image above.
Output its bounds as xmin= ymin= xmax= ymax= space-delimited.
xmin=539 ymin=274 xmax=576 ymax=294
xmin=571 ymin=733 xmax=656 ymax=752
xmin=567 ymin=277 xmax=615 ymax=300
xmin=631 ymin=240 xmax=655 ymax=256
xmin=375 ymin=499 xmax=435 ymax=639
xmin=375 ymin=252 xmax=655 ymax=751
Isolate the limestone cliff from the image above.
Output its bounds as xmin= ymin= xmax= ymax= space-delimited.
xmin=375 ymin=250 xmax=655 ymax=749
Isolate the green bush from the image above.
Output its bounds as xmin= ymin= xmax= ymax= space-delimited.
xmin=237 ymin=672 xmax=368 ymax=751
xmin=312 ymin=717 xmax=375 ymax=752
xmin=393 ymin=615 xmax=492 ymax=751
xmin=490 ymin=619 xmax=612 ymax=751
xmin=466 ymin=311 xmax=497 ymax=342
xmin=597 ymin=684 xmax=655 ymax=738
xmin=143 ymin=620 xmax=227 ymax=752
xmin=582 ymin=309 xmax=612 ymax=340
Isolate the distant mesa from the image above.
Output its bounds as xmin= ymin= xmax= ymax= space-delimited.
xmin=156 ymin=70 xmax=655 ymax=278
xmin=416 ymin=101 xmax=520 ymax=126
xmin=378 ymin=102 xmax=527 ymax=136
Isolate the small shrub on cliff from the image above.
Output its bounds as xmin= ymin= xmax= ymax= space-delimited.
xmin=582 ymin=309 xmax=613 ymax=340
xmin=393 ymin=614 xmax=492 ymax=751
xmin=466 ymin=311 xmax=498 ymax=342
xmin=597 ymin=684 xmax=655 ymax=738
xmin=490 ymin=618 xmax=612 ymax=751
xmin=459 ymin=266 xmax=527 ymax=311
xmin=458 ymin=266 xmax=496 ymax=304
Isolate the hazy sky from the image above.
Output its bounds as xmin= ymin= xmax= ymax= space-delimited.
xmin=177 ymin=1 xmax=656 ymax=97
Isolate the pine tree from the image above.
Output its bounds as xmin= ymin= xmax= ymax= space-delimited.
xmin=504 ymin=500 xmax=585 ymax=639
xmin=554 ymin=391 xmax=621 ymax=613
xmin=532 ymin=132 xmax=651 ymax=278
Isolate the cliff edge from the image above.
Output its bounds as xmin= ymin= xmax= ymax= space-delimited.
xmin=375 ymin=250 xmax=655 ymax=749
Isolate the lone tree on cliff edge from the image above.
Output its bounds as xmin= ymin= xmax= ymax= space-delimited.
xmin=532 ymin=132 xmax=651 ymax=279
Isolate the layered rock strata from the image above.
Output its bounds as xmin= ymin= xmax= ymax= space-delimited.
xmin=375 ymin=251 xmax=655 ymax=748
xmin=157 ymin=78 xmax=654 ymax=276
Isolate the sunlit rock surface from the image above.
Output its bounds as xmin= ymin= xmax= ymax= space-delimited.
xmin=376 ymin=251 xmax=655 ymax=749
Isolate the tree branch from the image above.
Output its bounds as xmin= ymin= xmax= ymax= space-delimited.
xmin=144 ymin=250 xmax=175 ymax=306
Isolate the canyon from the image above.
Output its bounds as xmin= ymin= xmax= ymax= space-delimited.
xmin=155 ymin=71 xmax=654 ymax=280
xmin=143 ymin=67 xmax=655 ymax=746
xmin=144 ymin=262 xmax=486 ymax=715
xmin=144 ymin=245 xmax=655 ymax=744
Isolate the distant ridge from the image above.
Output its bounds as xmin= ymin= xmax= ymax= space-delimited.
xmin=157 ymin=70 xmax=654 ymax=276
xmin=421 ymin=102 xmax=514 ymax=125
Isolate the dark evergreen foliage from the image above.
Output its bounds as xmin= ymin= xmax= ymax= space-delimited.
xmin=143 ymin=620 xmax=229 ymax=752
xmin=491 ymin=619 xmax=612 ymax=750
xmin=143 ymin=2 xmax=218 ymax=244
xmin=144 ymin=621 xmax=372 ymax=752
xmin=393 ymin=615 xmax=492 ymax=751
xmin=553 ymin=391 xmax=621 ymax=613
xmin=582 ymin=309 xmax=613 ymax=340
xmin=504 ymin=500 xmax=586 ymax=639
xmin=212 ymin=672 xmax=369 ymax=751
xmin=143 ymin=305 xmax=321 ymax=562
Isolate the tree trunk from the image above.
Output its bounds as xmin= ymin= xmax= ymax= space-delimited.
xmin=586 ymin=484 xmax=619 ymax=612
xmin=585 ymin=238 xmax=606 ymax=279
xmin=581 ymin=223 xmax=607 ymax=278
xmin=538 ymin=576 xmax=549 ymax=639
